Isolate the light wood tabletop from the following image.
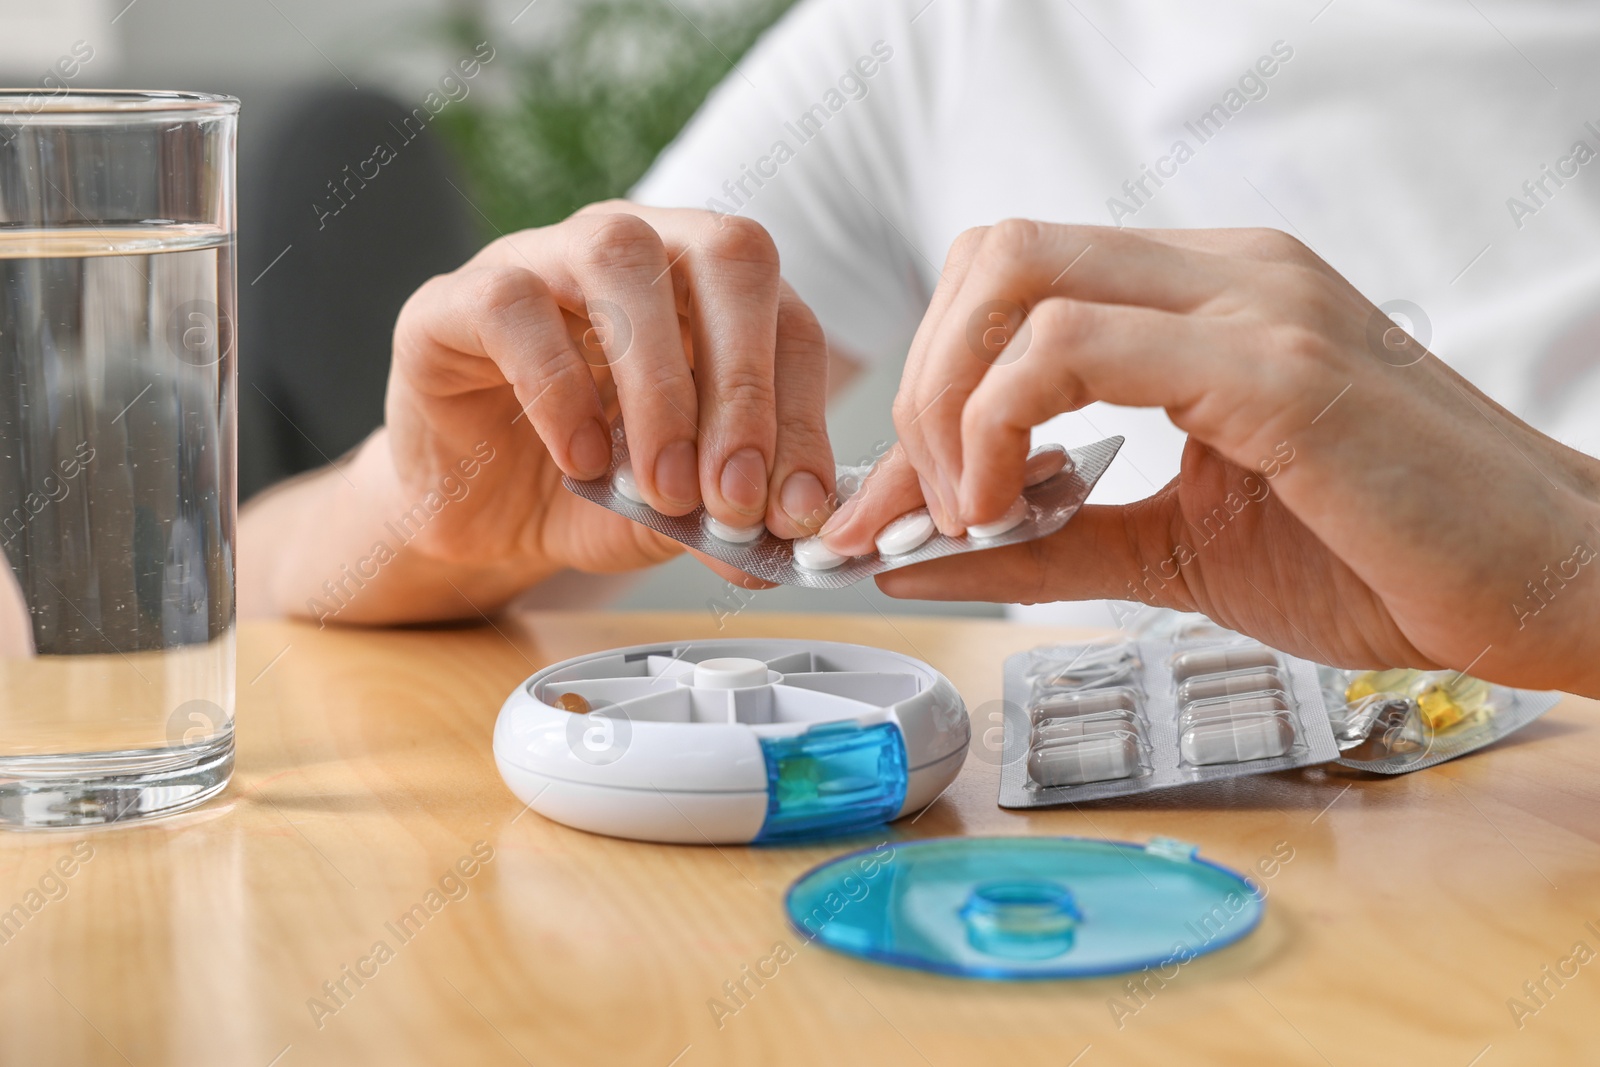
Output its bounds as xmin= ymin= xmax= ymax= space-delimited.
xmin=3 ymin=610 xmax=1598 ymax=1066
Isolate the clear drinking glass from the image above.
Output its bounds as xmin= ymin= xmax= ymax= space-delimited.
xmin=0 ymin=91 xmax=238 ymax=827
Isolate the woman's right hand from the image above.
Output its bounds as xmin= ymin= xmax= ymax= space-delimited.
xmin=384 ymin=201 xmax=838 ymax=587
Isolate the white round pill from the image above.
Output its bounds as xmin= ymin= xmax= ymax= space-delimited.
xmin=793 ymin=536 xmax=847 ymax=571
xmin=611 ymin=459 xmax=645 ymax=504
xmin=703 ymin=514 xmax=766 ymax=544
xmin=1023 ymin=446 xmax=1071 ymax=487
xmin=967 ymin=496 xmax=1028 ymax=539
xmin=874 ymin=508 xmax=936 ymax=557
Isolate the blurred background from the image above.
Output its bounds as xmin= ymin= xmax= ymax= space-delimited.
xmin=1 ymin=0 xmax=999 ymax=619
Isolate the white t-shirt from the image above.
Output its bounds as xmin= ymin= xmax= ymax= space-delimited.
xmin=634 ymin=0 xmax=1600 ymax=625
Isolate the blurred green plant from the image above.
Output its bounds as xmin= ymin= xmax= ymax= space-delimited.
xmin=435 ymin=0 xmax=796 ymax=237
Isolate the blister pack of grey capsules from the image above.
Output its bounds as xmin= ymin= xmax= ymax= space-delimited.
xmin=562 ymin=418 xmax=1123 ymax=589
xmin=998 ymin=635 xmax=1340 ymax=807
xmin=1318 ymin=667 xmax=1562 ymax=774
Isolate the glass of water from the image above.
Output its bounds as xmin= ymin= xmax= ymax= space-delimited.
xmin=0 ymin=91 xmax=238 ymax=827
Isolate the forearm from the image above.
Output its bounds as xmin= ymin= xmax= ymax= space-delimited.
xmin=238 ymin=430 xmax=559 ymax=626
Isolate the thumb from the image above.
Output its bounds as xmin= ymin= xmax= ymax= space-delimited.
xmin=874 ymin=495 xmax=1191 ymax=609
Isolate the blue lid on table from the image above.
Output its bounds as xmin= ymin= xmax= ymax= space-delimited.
xmin=784 ymin=836 xmax=1263 ymax=979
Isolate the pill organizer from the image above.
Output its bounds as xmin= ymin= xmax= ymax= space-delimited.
xmin=999 ymin=636 xmax=1340 ymax=807
xmin=563 ymin=417 xmax=1123 ymax=589
xmin=493 ymin=639 xmax=969 ymax=843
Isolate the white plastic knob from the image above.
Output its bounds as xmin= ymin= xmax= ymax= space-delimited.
xmin=875 ymin=508 xmax=936 ymax=557
xmin=692 ymin=657 xmax=771 ymax=689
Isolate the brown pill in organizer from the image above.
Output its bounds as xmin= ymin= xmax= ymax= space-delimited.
xmin=553 ymin=691 xmax=591 ymax=715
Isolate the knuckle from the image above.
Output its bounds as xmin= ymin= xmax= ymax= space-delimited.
xmin=1267 ymin=266 xmax=1338 ymax=324
xmin=958 ymin=397 xmax=992 ymax=441
xmin=701 ymin=214 xmax=780 ymax=271
xmin=574 ymin=198 xmax=634 ymax=217
xmin=461 ymin=266 xmax=547 ymax=325
xmin=396 ymin=271 xmax=453 ymax=326
xmin=578 ymin=212 xmax=665 ymax=272
xmin=1240 ymin=227 xmax=1310 ymax=263
xmin=986 ymin=217 xmax=1044 ymax=257
xmin=1031 ymin=296 xmax=1094 ymax=346
xmin=946 ymin=225 xmax=990 ymax=265
xmin=891 ymin=392 xmax=923 ymax=434
xmin=715 ymin=364 xmax=776 ymax=415
xmin=1266 ymin=322 xmax=1336 ymax=369
xmin=775 ymin=296 xmax=826 ymax=352
xmin=775 ymin=418 xmax=831 ymax=471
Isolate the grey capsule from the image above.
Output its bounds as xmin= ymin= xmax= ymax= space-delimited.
xmin=1179 ymin=692 xmax=1291 ymax=729
xmin=1028 ymin=731 xmax=1142 ymax=787
xmin=1176 ymin=667 xmax=1288 ymax=706
xmin=1179 ymin=713 xmax=1295 ymax=765
xmin=1170 ymin=645 xmax=1280 ymax=684
xmin=1032 ymin=711 xmax=1141 ymax=748
xmin=1030 ymin=687 xmax=1139 ymax=724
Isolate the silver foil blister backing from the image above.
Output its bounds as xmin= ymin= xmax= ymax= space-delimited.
xmin=562 ymin=419 xmax=1123 ymax=589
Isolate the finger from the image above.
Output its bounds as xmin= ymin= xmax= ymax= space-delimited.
xmin=874 ymin=502 xmax=1170 ymax=606
xmin=558 ymin=212 xmax=703 ymax=514
xmin=582 ymin=204 xmax=790 ymax=528
xmin=765 ymin=284 xmax=838 ymax=538
xmin=392 ymin=266 xmax=610 ymax=478
xmin=817 ymin=443 xmax=926 ymax=556
xmin=905 ymin=223 xmax=1240 ymax=526
xmin=955 ymin=298 xmax=1249 ymax=523
xmin=893 ymin=226 xmax=987 ymax=534
xmin=669 ymin=214 xmax=785 ymax=528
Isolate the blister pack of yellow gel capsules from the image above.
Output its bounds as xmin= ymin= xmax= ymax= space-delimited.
xmin=563 ymin=418 xmax=1123 ymax=589
xmin=998 ymin=624 xmax=1341 ymax=807
xmin=1318 ymin=666 xmax=1560 ymax=774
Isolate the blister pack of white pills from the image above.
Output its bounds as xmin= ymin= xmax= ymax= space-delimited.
xmin=997 ymin=634 xmax=1340 ymax=807
xmin=563 ymin=418 xmax=1123 ymax=589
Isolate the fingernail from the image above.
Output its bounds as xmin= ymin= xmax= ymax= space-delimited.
xmin=568 ymin=419 xmax=611 ymax=479
xmin=654 ymin=439 xmax=700 ymax=508
xmin=780 ymin=471 xmax=830 ymax=530
xmin=719 ymin=447 xmax=768 ymax=515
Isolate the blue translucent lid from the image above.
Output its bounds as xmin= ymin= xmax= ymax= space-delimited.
xmin=785 ymin=836 xmax=1263 ymax=979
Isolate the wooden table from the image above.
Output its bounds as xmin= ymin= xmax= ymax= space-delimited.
xmin=3 ymin=611 xmax=1597 ymax=1066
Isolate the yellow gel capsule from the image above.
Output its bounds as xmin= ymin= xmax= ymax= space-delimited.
xmin=1415 ymin=675 xmax=1491 ymax=731
xmin=1416 ymin=686 xmax=1467 ymax=731
xmin=1344 ymin=668 xmax=1422 ymax=705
